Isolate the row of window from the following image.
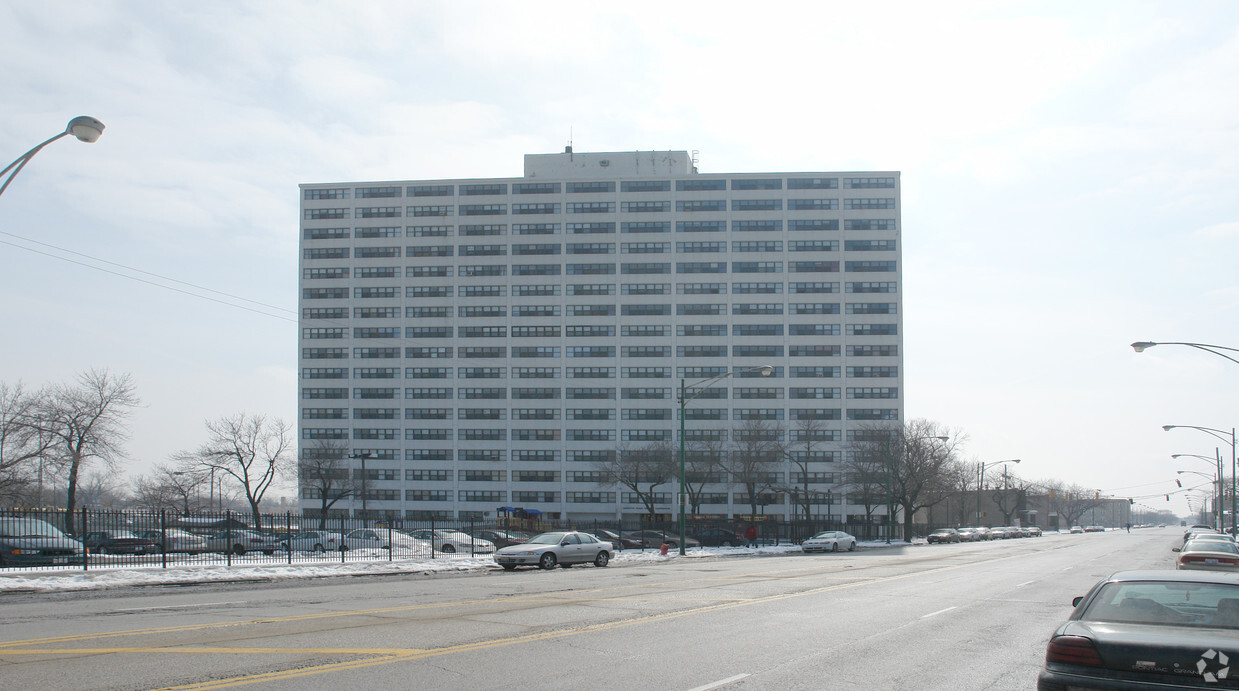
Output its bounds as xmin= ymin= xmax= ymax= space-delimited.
xmin=303 ymin=490 xmax=852 ymax=505
xmin=301 ymin=343 xmax=892 ymax=364
xmin=305 ymin=240 xmax=894 ymax=256
xmin=303 ymin=177 xmax=895 ymax=200
xmin=302 ymin=322 xmax=892 ymax=337
xmin=306 ymin=199 xmax=895 ymax=220
xmin=307 ymin=283 xmax=893 ymax=298
xmin=304 ymin=219 xmax=895 ymax=239
xmin=302 ymin=418 xmax=897 ymax=443
xmin=301 ymin=378 xmax=898 ymax=402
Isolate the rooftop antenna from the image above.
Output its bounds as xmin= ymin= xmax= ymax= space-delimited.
xmin=565 ymin=128 xmax=573 ymax=157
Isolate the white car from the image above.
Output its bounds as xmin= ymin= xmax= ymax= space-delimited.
xmin=201 ymin=529 xmax=281 ymax=555
xmin=341 ymin=529 xmax=431 ymax=553
xmin=493 ymin=531 xmax=612 ymax=570
xmin=406 ymin=529 xmax=495 ymax=554
xmin=801 ymin=531 xmax=857 ymax=553
xmin=282 ymin=530 xmax=344 ymax=552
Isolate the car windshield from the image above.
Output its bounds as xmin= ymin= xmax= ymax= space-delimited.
xmin=526 ymin=532 xmax=569 ymax=545
xmin=811 ymin=532 xmax=837 ymax=539
xmin=0 ymin=519 xmax=68 ymax=539
xmin=1082 ymin=581 xmax=1239 ymax=629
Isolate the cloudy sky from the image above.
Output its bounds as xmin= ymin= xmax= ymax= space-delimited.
xmin=3 ymin=1 xmax=1238 ymax=517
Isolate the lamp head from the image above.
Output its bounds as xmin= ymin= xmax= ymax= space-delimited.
xmin=1131 ymin=341 xmax=1157 ymax=353
xmin=66 ymin=116 xmax=105 ymax=143
xmin=1163 ymin=425 xmax=1176 ymax=431
xmin=759 ymin=365 xmax=773 ymax=377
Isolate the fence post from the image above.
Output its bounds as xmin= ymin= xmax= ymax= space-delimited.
xmin=387 ymin=522 xmax=393 ymax=562
xmin=286 ymin=511 xmax=293 ymax=565
xmin=160 ymin=510 xmax=168 ymax=569
xmin=430 ymin=517 xmax=435 ymax=560
xmin=340 ymin=512 xmax=346 ymax=564
xmin=225 ymin=510 xmax=233 ymax=567
xmin=81 ymin=508 xmax=89 ymax=571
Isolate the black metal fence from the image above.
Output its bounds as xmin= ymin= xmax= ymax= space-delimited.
xmin=1 ymin=508 xmax=918 ymax=573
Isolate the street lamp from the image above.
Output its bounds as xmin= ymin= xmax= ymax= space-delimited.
xmin=348 ymin=451 xmax=372 ymax=520
xmin=1131 ymin=341 xmax=1239 ymax=366
xmin=1 ymin=116 xmax=106 ymax=197
xmin=1164 ymin=426 xmax=1236 ymax=535
xmin=678 ymin=364 xmax=773 ymax=556
xmin=976 ymin=459 xmax=1021 ymax=526
xmin=1172 ymin=452 xmax=1225 ymax=530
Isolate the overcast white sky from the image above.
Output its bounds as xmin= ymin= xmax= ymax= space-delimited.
xmin=3 ymin=1 xmax=1238 ymax=518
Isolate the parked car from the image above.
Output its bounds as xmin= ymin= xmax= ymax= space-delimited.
xmin=470 ymin=529 xmax=532 ymax=549
xmin=0 ymin=517 xmax=84 ymax=567
xmin=1026 ymin=526 xmax=1043 ymax=537
xmin=1084 ymin=525 xmax=1106 ymax=533
xmin=1174 ymin=539 xmax=1239 ymax=572
xmin=926 ymin=528 xmax=961 ymax=544
xmin=624 ymin=530 xmax=700 ymax=549
xmin=694 ymin=527 xmax=744 ymax=547
xmin=1069 ymin=525 xmax=1085 ymax=534
xmin=281 ymin=530 xmax=344 ymax=552
xmin=801 ymin=531 xmax=857 ymax=553
xmin=201 ymin=529 xmax=281 ymax=555
xmin=341 ymin=529 xmax=430 ymax=553
xmin=972 ymin=527 xmax=993 ymax=541
xmin=405 ymin=528 xmax=495 ymax=554
xmin=493 ymin=531 xmax=612 ymax=570
xmin=585 ymin=529 xmax=642 ymax=551
xmin=136 ymin=528 xmax=207 ymax=554
xmin=955 ymin=527 xmax=980 ymax=542
xmin=82 ymin=530 xmax=157 ymax=555
xmin=1038 ymin=570 xmax=1239 ymax=689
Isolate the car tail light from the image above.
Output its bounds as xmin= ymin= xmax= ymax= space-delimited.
xmin=1046 ymin=636 xmax=1103 ymax=666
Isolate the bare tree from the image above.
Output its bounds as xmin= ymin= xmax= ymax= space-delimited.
xmin=299 ymin=439 xmax=353 ymax=528
xmin=841 ymin=427 xmax=891 ymax=522
xmin=783 ymin=416 xmax=833 ymax=521
xmin=0 ymin=381 xmax=51 ymax=503
xmin=37 ymin=370 xmax=139 ymax=524
xmin=942 ymin=458 xmax=980 ymax=527
xmin=178 ymin=413 xmax=293 ymax=530
xmin=596 ymin=442 xmax=675 ymax=522
xmin=1048 ymin=482 xmax=1105 ymax=528
xmin=728 ymin=418 xmax=784 ymax=518
xmin=683 ymin=438 xmax=729 ymax=515
xmin=132 ymin=462 xmax=205 ymax=515
xmin=989 ymin=467 xmax=1035 ymax=525
xmin=848 ymin=419 xmax=961 ymax=542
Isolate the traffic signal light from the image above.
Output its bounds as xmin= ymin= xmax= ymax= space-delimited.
xmin=1166 ymin=495 xmax=1170 ymax=501
xmin=1129 ymin=498 xmax=1134 ymax=505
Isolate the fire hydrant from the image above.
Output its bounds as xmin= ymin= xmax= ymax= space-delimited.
xmin=660 ymin=542 xmax=670 ymax=556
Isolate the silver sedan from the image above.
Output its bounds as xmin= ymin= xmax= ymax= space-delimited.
xmin=494 ymin=531 xmax=613 ymax=570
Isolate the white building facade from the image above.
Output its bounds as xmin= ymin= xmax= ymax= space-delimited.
xmin=298 ymin=150 xmax=902 ymax=524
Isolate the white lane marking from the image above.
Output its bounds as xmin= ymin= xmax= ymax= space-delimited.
xmin=688 ymin=673 xmax=751 ymax=690
xmin=1016 ymin=580 xmax=1035 ymax=587
xmin=109 ymin=601 xmax=247 ymax=613
xmin=922 ymin=606 xmax=957 ymax=619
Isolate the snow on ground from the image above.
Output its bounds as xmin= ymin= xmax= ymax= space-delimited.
xmin=0 ymin=541 xmax=910 ymax=594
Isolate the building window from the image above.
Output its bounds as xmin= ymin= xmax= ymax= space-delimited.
xmin=732 ymin=199 xmax=782 ymax=211
xmin=622 ymin=221 xmax=671 ymax=233
xmin=788 ymin=177 xmax=839 ymax=190
xmin=567 ymin=181 xmax=615 ymax=193
xmin=788 ymin=199 xmax=838 ymax=211
xmin=459 ymin=204 xmax=507 ymax=216
xmin=513 ymin=182 xmax=561 ymax=195
xmin=567 ymin=202 xmax=615 ymax=214
xmin=844 ymin=198 xmax=896 ymax=210
xmin=676 ymin=200 xmax=726 ymax=212
xmin=677 ymin=221 xmax=725 ymax=233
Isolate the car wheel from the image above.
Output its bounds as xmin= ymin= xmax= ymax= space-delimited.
xmin=831 ymin=542 xmax=839 ymax=552
xmin=848 ymin=541 xmax=856 ymax=551
xmin=97 ymin=546 xmax=109 ymax=555
xmin=441 ymin=544 xmax=456 ymax=554
xmin=232 ymin=545 xmax=246 ymax=556
xmin=312 ymin=544 xmax=324 ymax=553
xmin=539 ymin=552 xmax=557 ymax=570
xmin=594 ymin=551 xmax=610 ymax=567
xmin=263 ymin=550 xmax=274 ymax=555
xmin=501 ymin=564 xmax=517 ymax=571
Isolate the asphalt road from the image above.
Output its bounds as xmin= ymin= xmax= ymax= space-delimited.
xmin=0 ymin=527 xmax=1181 ymax=690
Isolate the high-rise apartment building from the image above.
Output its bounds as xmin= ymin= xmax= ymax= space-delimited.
xmin=298 ymin=149 xmax=902 ymax=524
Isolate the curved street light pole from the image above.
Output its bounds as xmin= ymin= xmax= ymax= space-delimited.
xmin=678 ymin=365 xmax=773 ymax=556
xmin=1134 ymin=341 xmax=1239 ymax=533
xmin=1172 ymin=451 xmax=1226 ymax=530
xmin=1165 ymin=423 xmax=1235 ymax=534
xmin=976 ymin=459 xmax=1021 ymax=526
xmin=1 ymin=116 xmax=105 ymax=197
